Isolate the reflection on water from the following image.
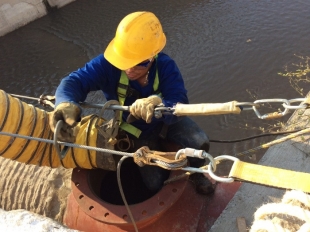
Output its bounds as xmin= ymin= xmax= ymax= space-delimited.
xmin=0 ymin=0 xmax=310 ymax=157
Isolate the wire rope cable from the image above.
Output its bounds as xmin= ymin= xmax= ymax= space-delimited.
xmin=117 ymin=156 xmax=139 ymax=232
xmin=209 ymin=129 xmax=303 ymax=143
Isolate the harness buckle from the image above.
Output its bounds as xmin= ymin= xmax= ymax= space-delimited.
xmin=116 ymin=133 xmax=133 ymax=152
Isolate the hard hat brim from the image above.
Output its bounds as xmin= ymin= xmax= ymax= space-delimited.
xmin=104 ymin=39 xmax=141 ymax=70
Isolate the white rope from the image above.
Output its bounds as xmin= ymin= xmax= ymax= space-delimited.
xmin=299 ymin=223 xmax=310 ymax=232
xmin=250 ymin=191 xmax=310 ymax=232
xmin=254 ymin=203 xmax=310 ymax=222
xmin=251 ymin=219 xmax=291 ymax=232
xmin=282 ymin=190 xmax=310 ymax=208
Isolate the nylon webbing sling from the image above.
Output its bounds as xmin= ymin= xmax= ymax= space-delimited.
xmin=229 ymin=160 xmax=310 ymax=193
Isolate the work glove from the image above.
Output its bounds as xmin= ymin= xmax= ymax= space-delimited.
xmin=49 ymin=102 xmax=81 ymax=143
xmin=129 ymin=95 xmax=162 ymax=123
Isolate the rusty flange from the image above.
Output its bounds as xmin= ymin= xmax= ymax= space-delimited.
xmin=71 ymin=168 xmax=188 ymax=231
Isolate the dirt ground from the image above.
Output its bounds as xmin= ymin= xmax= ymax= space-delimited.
xmin=0 ymin=157 xmax=72 ymax=222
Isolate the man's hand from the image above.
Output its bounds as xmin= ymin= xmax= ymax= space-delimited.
xmin=48 ymin=102 xmax=81 ymax=143
xmin=130 ymin=95 xmax=162 ymax=123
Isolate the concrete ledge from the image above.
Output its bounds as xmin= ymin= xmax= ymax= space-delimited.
xmin=48 ymin=0 xmax=74 ymax=8
xmin=209 ymin=100 xmax=310 ymax=231
xmin=0 ymin=0 xmax=75 ymax=37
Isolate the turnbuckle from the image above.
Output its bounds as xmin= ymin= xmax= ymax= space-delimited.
xmin=154 ymin=105 xmax=174 ymax=118
xmin=236 ymin=102 xmax=260 ymax=111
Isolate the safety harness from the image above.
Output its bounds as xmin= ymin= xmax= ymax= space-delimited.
xmin=117 ymin=60 xmax=160 ymax=138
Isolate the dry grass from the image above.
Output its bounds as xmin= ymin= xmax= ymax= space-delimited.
xmin=278 ymin=55 xmax=310 ymax=96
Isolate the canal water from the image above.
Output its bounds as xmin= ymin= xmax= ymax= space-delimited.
xmin=0 ymin=0 xmax=310 ymax=167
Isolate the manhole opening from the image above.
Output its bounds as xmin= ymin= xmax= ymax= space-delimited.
xmin=88 ymin=158 xmax=170 ymax=205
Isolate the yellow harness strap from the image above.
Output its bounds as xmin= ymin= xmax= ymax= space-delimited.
xmin=229 ymin=160 xmax=310 ymax=193
xmin=117 ymin=64 xmax=160 ymax=138
xmin=117 ymin=73 xmax=141 ymax=138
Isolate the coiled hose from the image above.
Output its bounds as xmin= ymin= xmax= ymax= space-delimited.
xmin=0 ymin=89 xmax=107 ymax=169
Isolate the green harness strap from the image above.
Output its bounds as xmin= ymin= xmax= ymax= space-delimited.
xmin=117 ymin=68 xmax=160 ymax=138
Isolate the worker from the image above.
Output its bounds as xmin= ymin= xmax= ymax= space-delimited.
xmin=49 ymin=11 xmax=215 ymax=195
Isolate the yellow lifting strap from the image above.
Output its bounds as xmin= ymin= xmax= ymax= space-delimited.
xmin=229 ymin=160 xmax=310 ymax=193
xmin=117 ymin=63 xmax=160 ymax=138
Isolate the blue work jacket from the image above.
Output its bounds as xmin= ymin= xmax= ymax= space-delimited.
xmin=55 ymin=52 xmax=189 ymax=138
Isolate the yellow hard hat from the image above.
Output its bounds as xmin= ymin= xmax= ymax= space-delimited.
xmin=104 ymin=11 xmax=166 ymax=70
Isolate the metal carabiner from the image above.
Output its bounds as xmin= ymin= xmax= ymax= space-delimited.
xmin=282 ymin=98 xmax=308 ymax=110
xmin=252 ymin=99 xmax=291 ymax=119
xmin=175 ymin=148 xmax=217 ymax=172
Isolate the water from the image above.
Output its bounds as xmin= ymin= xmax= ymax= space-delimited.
xmin=0 ymin=0 xmax=310 ymax=164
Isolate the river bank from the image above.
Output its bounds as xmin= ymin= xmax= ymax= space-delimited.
xmin=0 ymin=0 xmax=75 ymax=37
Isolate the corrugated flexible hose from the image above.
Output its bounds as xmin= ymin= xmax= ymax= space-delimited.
xmin=0 ymin=89 xmax=105 ymax=169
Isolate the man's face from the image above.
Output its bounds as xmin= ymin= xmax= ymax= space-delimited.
xmin=124 ymin=59 xmax=153 ymax=81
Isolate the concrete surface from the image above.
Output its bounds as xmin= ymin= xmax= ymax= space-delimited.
xmin=0 ymin=208 xmax=78 ymax=231
xmin=209 ymin=100 xmax=310 ymax=231
xmin=0 ymin=0 xmax=75 ymax=37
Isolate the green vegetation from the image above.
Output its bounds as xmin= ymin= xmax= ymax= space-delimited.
xmin=278 ymin=55 xmax=310 ymax=96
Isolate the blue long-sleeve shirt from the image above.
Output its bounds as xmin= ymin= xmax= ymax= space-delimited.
xmin=55 ymin=52 xmax=189 ymax=138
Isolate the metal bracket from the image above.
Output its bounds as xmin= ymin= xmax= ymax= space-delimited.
xmin=95 ymin=100 xmax=121 ymax=144
xmin=53 ymin=120 xmax=70 ymax=160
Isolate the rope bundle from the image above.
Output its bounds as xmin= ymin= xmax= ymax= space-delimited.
xmin=251 ymin=190 xmax=310 ymax=232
